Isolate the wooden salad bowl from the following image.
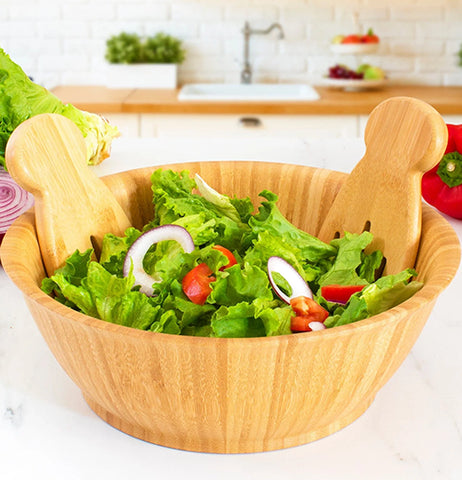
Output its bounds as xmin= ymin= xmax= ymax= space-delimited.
xmin=1 ymin=160 xmax=459 ymax=453
xmin=1 ymin=97 xmax=460 ymax=453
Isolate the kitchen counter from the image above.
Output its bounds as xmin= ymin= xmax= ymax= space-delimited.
xmin=1 ymin=137 xmax=462 ymax=480
xmin=51 ymin=84 xmax=462 ymax=115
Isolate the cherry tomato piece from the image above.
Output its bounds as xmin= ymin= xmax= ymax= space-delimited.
xmin=291 ymin=316 xmax=326 ymax=332
xmin=182 ymin=263 xmax=215 ymax=305
xmin=289 ymin=296 xmax=329 ymax=332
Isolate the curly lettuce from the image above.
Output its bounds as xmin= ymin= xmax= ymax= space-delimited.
xmin=41 ymin=168 xmax=423 ymax=338
xmin=0 ymin=48 xmax=119 ymax=168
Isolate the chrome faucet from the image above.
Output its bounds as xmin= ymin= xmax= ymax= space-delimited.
xmin=241 ymin=21 xmax=285 ymax=84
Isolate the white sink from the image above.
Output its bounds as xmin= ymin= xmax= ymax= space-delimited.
xmin=178 ymin=83 xmax=320 ymax=102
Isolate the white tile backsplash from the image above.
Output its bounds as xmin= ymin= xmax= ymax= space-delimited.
xmin=1 ymin=0 xmax=461 ymax=88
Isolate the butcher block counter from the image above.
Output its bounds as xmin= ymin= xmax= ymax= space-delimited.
xmin=51 ymin=84 xmax=462 ymax=115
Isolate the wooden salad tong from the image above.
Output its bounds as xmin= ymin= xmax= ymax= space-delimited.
xmin=318 ymin=96 xmax=448 ymax=274
xmin=5 ymin=113 xmax=131 ymax=276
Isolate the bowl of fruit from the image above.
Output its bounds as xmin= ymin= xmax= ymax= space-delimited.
xmin=330 ymin=28 xmax=380 ymax=54
xmin=325 ymin=63 xmax=387 ymax=91
xmin=0 ymin=98 xmax=460 ymax=454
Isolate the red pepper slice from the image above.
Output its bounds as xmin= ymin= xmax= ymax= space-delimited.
xmin=289 ymin=296 xmax=329 ymax=332
xmin=182 ymin=246 xmax=237 ymax=304
xmin=212 ymin=245 xmax=237 ymax=270
xmin=422 ymin=124 xmax=462 ymax=219
xmin=321 ymin=284 xmax=366 ymax=304
xmin=182 ymin=263 xmax=215 ymax=305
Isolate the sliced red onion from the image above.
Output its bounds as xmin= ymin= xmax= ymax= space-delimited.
xmin=308 ymin=321 xmax=326 ymax=331
xmin=267 ymin=256 xmax=313 ymax=304
xmin=0 ymin=168 xmax=34 ymax=242
xmin=123 ymin=225 xmax=195 ymax=296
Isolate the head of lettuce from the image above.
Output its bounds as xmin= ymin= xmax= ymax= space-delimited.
xmin=0 ymin=48 xmax=119 ymax=169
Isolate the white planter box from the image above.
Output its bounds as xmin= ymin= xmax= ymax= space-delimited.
xmin=106 ymin=64 xmax=177 ymax=89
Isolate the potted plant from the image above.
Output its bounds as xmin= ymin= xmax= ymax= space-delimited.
xmin=105 ymin=32 xmax=186 ymax=89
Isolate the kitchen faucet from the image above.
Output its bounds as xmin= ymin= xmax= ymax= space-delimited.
xmin=241 ymin=21 xmax=285 ymax=84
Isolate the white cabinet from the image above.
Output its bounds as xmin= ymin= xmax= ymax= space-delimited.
xmin=139 ymin=114 xmax=358 ymax=139
xmin=103 ymin=113 xmax=359 ymax=139
xmin=103 ymin=112 xmax=462 ymax=141
xmin=359 ymin=113 xmax=462 ymax=140
xmin=103 ymin=113 xmax=140 ymax=138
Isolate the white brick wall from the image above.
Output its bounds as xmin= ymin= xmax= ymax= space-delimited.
xmin=1 ymin=0 xmax=461 ymax=88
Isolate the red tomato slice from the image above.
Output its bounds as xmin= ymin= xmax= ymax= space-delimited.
xmin=289 ymin=296 xmax=329 ymax=332
xmin=212 ymin=245 xmax=237 ymax=270
xmin=320 ymin=284 xmax=366 ymax=304
xmin=182 ymin=263 xmax=215 ymax=305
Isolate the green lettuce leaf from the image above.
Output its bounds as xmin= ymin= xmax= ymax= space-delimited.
xmin=246 ymin=190 xmax=336 ymax=263
xmin=362 ymin=269 xmax=423 ymax=316
xmin=324 ymin=295 xmax=369 ymax=328
xmin=211 ymin=302 xmax=266 ymax=338
xmin=324 ymin=268 xmax=423 ymax=328
xmin=40 ymin=168 xmax=425 ymax=338
xmin=41 ymin=249 xmax=94 ymax=311
xmin=99 ymin=227 xmax=142 ymax=276
xmin=150 ymin=169 xmax=250 ymax=250
xmin=0 ymin=48 xmax=119 ymax=168
xmin=318 ymin=231 xmax=372 ymax=287
xmin=254 ymin=298 xmax=293 ymax=336
xmin=209 ymin=262 xmax=273 ymax=306
xmin=358 ymin=249 xmax=384 ymax=283
xmin=194 ymin=173 xmax=243 ymax=224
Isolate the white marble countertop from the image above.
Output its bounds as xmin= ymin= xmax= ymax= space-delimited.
xmin=1 ymin=136 xmax=461 ymax=480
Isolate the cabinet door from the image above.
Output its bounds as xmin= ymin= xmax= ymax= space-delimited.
xmin=360 ymin=114 xmax=462 ymax=139
xmin=140 ymin=114 xmax=358 ymax=139
xmin=101 ymin=113 xmax=140 ymax=137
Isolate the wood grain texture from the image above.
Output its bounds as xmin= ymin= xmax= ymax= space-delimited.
xmin=1 ymin=160 xmax=459 ymax=453
xmin=318 ymin=96 xmax=448 ymax=274
xmin=4 ymin=113 xmax=132 ymax=275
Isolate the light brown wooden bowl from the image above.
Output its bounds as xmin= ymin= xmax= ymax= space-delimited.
xmin=1 ymin=161 xmax=460 ymax=453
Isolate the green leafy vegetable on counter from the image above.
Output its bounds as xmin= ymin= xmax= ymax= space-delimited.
xmin=0 ymin=48 xmax=119 ymax=169
xmin=42 ymin=168 xmax=424 ymax=338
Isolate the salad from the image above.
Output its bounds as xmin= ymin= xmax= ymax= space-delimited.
xmin=41 ymin=169 xmax=423 ymax=338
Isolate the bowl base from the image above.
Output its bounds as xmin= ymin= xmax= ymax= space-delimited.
xmin=83 ymin=393 xmax=376 ymax=453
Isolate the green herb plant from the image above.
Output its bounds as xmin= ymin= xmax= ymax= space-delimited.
xmin=105 ymin=32 xmax=186 ymax=64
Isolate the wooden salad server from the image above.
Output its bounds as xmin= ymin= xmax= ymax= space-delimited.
xmin=318 ymin=96 xmax=448 ymax=275
xmin=5 ymin=113 xmax=132 ymax=276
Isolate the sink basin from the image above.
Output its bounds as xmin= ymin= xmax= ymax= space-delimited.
xmin=178 ymin=83 xmax=320 ymax=102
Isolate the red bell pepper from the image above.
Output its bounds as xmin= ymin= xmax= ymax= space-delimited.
xmin=422 ymin=124 xmax=462 ymax=219
xmin=212 ymin=245 xmax=237 ymax=270
xmin=320 ymin=284 xmax=366 ymax=304
xmin=289 ymin=296 xmax=329 ymax=332
xmin=182 ymin=263 xmax=215 ymax=305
